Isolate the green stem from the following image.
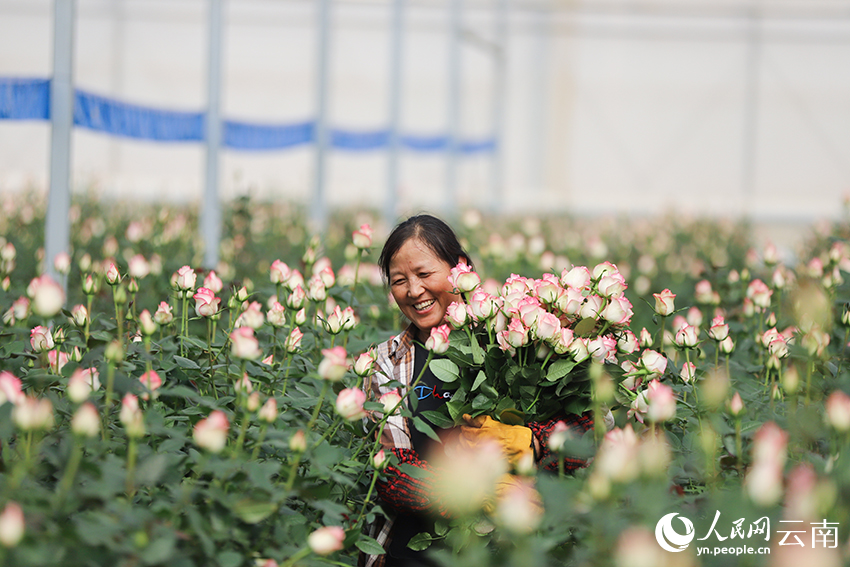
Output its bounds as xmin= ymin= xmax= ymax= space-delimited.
xmin=126 ymin=437 xmax=138 ymax=497
xmin=54 ymin=438 xmax=83 ymax=510
xmin=103 ymin=362 xmax=116 ymax=441
xmin=356 ymin=469 xmax=381 ymax=526
xmin=233 ymin=408 xmax=251 ymax=459
xmin=280 ymin=547 xmax=311 ymax=567
xmin=735 ymin=418 xmax=743 ymax=478
xmin=251 ymin=424 xmax=269 ymax=460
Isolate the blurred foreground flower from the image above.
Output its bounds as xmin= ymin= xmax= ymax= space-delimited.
xmin=307 ymin=525 xmax=345 ymax=555
xmin=0 ymin=502 xmax=24 ymax=548
xmin=194 ymin=410 xmax=230 ymax=453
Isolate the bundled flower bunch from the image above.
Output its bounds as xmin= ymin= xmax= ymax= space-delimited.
xmin=428 ymin=261 xmax=637 ymax=425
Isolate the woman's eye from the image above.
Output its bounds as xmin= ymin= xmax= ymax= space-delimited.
xmin=391 ymin=279 xmax=404 ymax=287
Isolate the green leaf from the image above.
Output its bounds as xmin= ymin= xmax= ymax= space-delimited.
xmin=420 ymin=410 xmax=454 ymax=429
xmin=573 ymin=317 xmax=597 ymax=337
xmin=174 ymin=356 xmax=201 ymax=370
xmin=546 ymin=359 xmax=577 ymax=382
xmin=356 ymin=536 xmax=386 ymax=555
xmin=429 ymin=359 xmax=460 ymax=383
xmin=407 ymin=532 xmax=434 ymax=551
xmin=412 ymin=416 xmax=441 ymax=443
xmin=499 ymin=408 xmax=525 ymax=425
xmin=471 ymin=370 xmax=488 ymax=391
xmin=470 ymin=339 xmax=486 ymax=365
xmin=217 ymin=550 xmax=243 ymax=567
xmin=231 ymin=500 xmax=278 ymax=524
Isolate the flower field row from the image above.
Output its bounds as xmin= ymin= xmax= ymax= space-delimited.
xmin=0 ymin=192 xmax=849 ymax=566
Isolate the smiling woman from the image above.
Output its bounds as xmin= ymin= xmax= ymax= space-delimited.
xmin=361 ymin=215 xmax=593 ymax=567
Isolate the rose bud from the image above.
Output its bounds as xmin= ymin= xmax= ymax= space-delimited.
xmin=230 ymin=327 xmax=262 ymax=360
xmin=270 ymin=259 xmax=291 ymax=285
xmin=236 ymin=301 xmax=264 ymax=329
xmin=285 ymin=327 xmax=303 ymax=353
xmin=307 ymin=526 xmax=345 ymax=556
xmin=104 ymin=340 xmax=124 ymax=363
xmin=425 ymin=324 xmax=451 ymax=354
xmin=728 ymin=391 xmax=745 ymax=417
xmin=193 ymin=287 xmax=221 ymax=318
xmin=286 ymin=285 xmax=306 ymax=310
xmin=139 ymin=370 xmax=163 ymax=400
xmin=826 ymin=390 xmax=850 ymax=432
xmin=335 ymin=388 xmax=367 ymax=421
xmin=193 ymin=410 xmax=230 ymax=453
xmin=127 ymin=254 xmax=150 ymax=279
xmin=258 ymin=398 xmax=278 ymax=423
xmin=119 ymin=394 xmax=146 ymax=438
xmin=0 ymin=372 xmax=23 ymax=406
xmin=175 ymin=265 xmax=197 ymax=292
xmin=71 ymin=402 xmax=101 ymax=437
xmin=652 ymin=289 xmax=676 ymax=316
xmin=0 ymin=502 xmax=24 ymax=548
xmin=203 ymin=270 xmax=223 ymax=294
xmin=246 ymin=392 xmax=261 ymax=412
xmin=30 ymin=325 xmax=55 ymax=353
xmin=138 ymin=309 xmax=158 ymax=336
xmin=294 ymin=307 xmax=307 ymax=325
xmin=380 ymin=390 xmax=403 ymax=416
xmin=680 ymin=362 xmax=696 ymax=384
xmin=267 ymin=302 xmax=287 ymax=328
xmin=352 ymin=224 xmax=373 ymax=249
xmin=105 ymin=263 xmax=121 ymax=285
xmin=353 ymin=350 xmax=376 ymax=377
xmin=153 ymin=301 xmax=174 ymax=325
xmin=317 ymin=346 xmax=349 ymax=381
xmin=448 ymin=261 xmax=481 ymax=294
xmin=289 ymin=430 xmax=307 ymax=452
xmin=30 ymin=274 xmax=65 ymax=317
xmin=70 ymin=304 xmax=88 ymax=328
xmin=372 ymin=449 xmax=388 ymax=470
xmin=53 ymin=252 xmax=71 ymax=275
xmin=12 ymin=396 xmax=54 ymax=431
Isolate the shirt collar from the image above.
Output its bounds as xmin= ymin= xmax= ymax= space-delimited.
xmin=390 ymin=323 xmax=418 ymax=363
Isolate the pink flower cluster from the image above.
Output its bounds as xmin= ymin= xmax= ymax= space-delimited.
xmin=444 ymin=261 xmax=634 ymax=366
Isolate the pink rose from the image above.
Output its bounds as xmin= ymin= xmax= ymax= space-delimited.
xmin=175 ymin=265 xmax=196 ymax=291
xmin=652 ymin=289 xmax=676 ymax=316
xmin=270 ymin=259 xmax=291 ymax=285
xmin=0 ymin=502 xmax=25 ymax=548
xmin=193 ymin=287 xmax=221 ymax=318
xmin=286 ymin=285 xmax=306 ymax=310
xmin=553 ymin=327 xmax=575 ymax=355
xmin=285 ymin=327 xmax=303 ymax=353
xmin=139 ymin=370 xmax=163 ymax=400
xmin=105 ymin=263 xmax=121 ymax=285
xmin=708 ymin=316 xmax=729 ymax=341
xmin=154 ymin=302 xmax=173 ymax=325
xmin=71 ymin=402 xmax=101 ymax=437
xmin=318 ymin=346 xmax=349 ymax=381
xmin=533 ymin=279 xmax=561 ymax=305
xmin=674 ymin=324 xmax=699 ymax=348
xmin=203 ymin=271 xmax=223 ymax=294
xmin=467 ymin=289 xmax=497 ymax=321
xmin=352 ymin=224 xmax=373 ymax=249
xmin=646 ymin=379 xmax=676 ymax=422
xmin=194 ymin=410 xmax=230 ymax=453
xmin=127 ymin=254 xmax=150 ymax=279
xmin=448 ymin=261 xmax=480 ymax=294
xmin=29 ymin=274 xmax=65 ymax=317
xmin=236 ymin=301 xmax=265 ymax=329
xmin=353 ymin=350 xmax=376 ymax=377
xmin=680 ymin=362 xmax=696 ymax=383
xmin=560 ymin=266 xmax=591 ymax=290
xmin=230 ymin=327 xmax=262 ymax=360
xmin=0 ymin=372 xmax=23 ymax=406
xmin=579 ymin=294 xmax=605 ymax=321
xmin=307 ymin=276 xmax=327 ymax=302
xmin=505 ymin=318 xmax=529 ymax=349
xmin=119 ymin=393 xmax=145 ymax=437
xmin=12 ymin=396 xmax=54 ymax=431
xmin=267 ymin=302 xmax=287 ymax=328
xmin=617 ymin=330 xmax=638 ymax=354
xmin=588 ymin=335 xmax=617 ymax=364
xmin=826 ymin=390 xmax=850 ymax=432
xmin=335 ymin=388 xmax=367 ymax=420
xmin=380 ymin=390 xmax=403 ymax=415
xmin=746 ymin=279 xmax=772 ymax=309
xmin=445 ymin=301 xmax=470 ymax=329
xmin=30 ymin=325 xmax=54 ymax=353
xmin=425 ymin=324 xmax=451 ymax=354
xmin=640 ymin=349 xmax=667 ymax=378
xmin=729 ymin=391 xmax=744 ymax=416
xmin=601 ymin=296 xmax=633 ymax=326
xmin=258 ymin=398 xmax=278 ymax=423
xmin=308 ymin=526 xmax=345 ymax=556
xmin=533 ymin=311 xmax=561 ymax=343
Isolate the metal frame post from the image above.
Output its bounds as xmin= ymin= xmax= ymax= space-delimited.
xmin=311 ymin=0 xmax=332 ymax=232
xmin=446 ymin=0 xmax=462 ymax=212
xmin=385 ymin=0 xmax=405 ymax=227
xmin=45 ymin=0 xmax=75 ymax=287
xmin=201 ymin=0 xmax=224 ymax=269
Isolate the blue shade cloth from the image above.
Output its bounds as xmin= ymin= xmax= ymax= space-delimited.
xmin=0 ymin=77 xmax=496 ymax=153
xmin=74 ymin=89 xmax=204 ymax=142
xmin=224 ymin=120 xmax=314 ymax=150
xmin=0 ymin=78 xmax=50 ymax=120
xmin=330 ymin=128 xmax=389 ymax=151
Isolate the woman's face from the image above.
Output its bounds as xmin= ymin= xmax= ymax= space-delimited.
xmin=388 ymin=237 xmax=460 ymax=342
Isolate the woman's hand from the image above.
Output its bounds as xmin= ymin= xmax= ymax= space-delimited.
xmin=458 ymin=414 xmax=535 ymax=470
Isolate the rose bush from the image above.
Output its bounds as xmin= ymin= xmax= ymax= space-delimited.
xmin=0 ymin=193 xmax=848 ymax=566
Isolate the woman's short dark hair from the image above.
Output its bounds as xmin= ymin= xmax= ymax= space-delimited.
xmin=379 ymin=214 xmax=472 ymax=282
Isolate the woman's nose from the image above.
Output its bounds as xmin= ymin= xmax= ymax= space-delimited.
xmin=407 ymin=277 xmax=423 ymax=297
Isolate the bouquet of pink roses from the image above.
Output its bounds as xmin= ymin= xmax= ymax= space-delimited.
xmin=423 ymin=261 xmax=638 ymax=427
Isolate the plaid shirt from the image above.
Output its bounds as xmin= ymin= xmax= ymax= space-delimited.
xmin=359 ymin=324 xmax=593 ymax=567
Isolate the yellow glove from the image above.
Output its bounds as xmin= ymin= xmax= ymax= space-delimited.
xmin=484 ymin=474 xmax=544 ymax=519
xmin=458 ymin=414 xmax=534 ymax=471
